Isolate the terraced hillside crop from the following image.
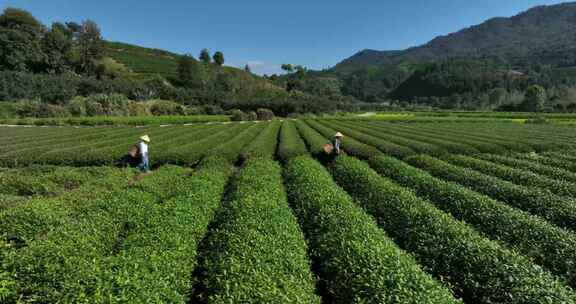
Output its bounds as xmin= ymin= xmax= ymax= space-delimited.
xmin=2 ymin=119 xmax=576 ymax=303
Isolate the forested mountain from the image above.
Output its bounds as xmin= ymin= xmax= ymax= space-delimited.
xmin=306 ymin=1 xmax=576 ymax=111
xmin=336 ymin=2 xmax=576 ymax=71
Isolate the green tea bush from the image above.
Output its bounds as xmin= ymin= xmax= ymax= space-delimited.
xmin=515 ymin=152 xmax=576 ymax=172
xmin=206 ymin=123 xmax=266 ymax=162
xmin=317 ymin=120 xmax=415 ymax=158
xmin=0 ymin=194 xmax=26 ymax=209
xmin=331 ymin=156 xmax=576 ymax=303
xmin=240 ymin=120 xmax=281 ymax=159
xmin=443 ymin=154 xmax=576 ymax=197
xmin=285 ymin=156 xmax=459 ymax=303
xmin=365 ymin=122 xmax=484 ymax=154
xmin=0 ymin=167 xmax=133 ymax=249
xmin=370 ymin=154 xmax=576 ymax=286
xmin=0 ymin=166 xmax=103 ymax=197
xmin=1 ymin=166 xmax=189 ymax=303
xmin=293 ymin=119 xmax=329 ymax=156
xmin=10 ymin=127 xmax=142 ymax=166
xmin=89 ymin=158 xmax=232 ymax=303
xmin=335 ymin=120 xmax=446 ymax=155
xmin=162 ymin=123 xmax=251 ymax=165
xmin=277 ymin=120 xmax=308 ymax=162
xmin=196 ymin=158 xmax=319 ymax=303
xmin=477 ymin=153 xmax=576 ymax=183
xmin=395 ymin=123 xmax=535 ymax=153
xmin=407 ymin=155 xmax=576 ymax=231
xmin=0 ymin=115 xmax=231 ymax=126
xmin=305 ymin=120 xmax=380 ymax=159
xmin=153 ymin=124 xmax=229 ymax=165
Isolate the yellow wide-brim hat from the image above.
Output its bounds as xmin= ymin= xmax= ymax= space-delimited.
xmin=334 ymin=132 xmax=344 ymax=138
xmin=140 ymin=135 xmax=151 ymax=143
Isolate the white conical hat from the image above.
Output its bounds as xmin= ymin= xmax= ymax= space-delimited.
xmin=140 ymin=135 xmax=151 ymax=142
xmin=334 ymin=132 xmax=344 ymax=137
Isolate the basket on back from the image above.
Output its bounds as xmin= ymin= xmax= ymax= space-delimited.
xmin=128 ymin=145 xmax=140 ymax=158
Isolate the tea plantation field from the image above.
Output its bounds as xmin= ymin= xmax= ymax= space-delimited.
xmin=2 ymin=119 xmax=576 ymax=303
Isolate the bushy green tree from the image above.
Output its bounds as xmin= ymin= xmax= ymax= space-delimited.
xmin=41 ymin=23 xmax=74 ymax=74
xmin=522 ymin=85 xmax=547 ymax=112
xmin=199 ymin=48 xmax=211 ymax=64
xmin=489 ymin=88 xmax=507 ymax=107
xmin=78 ymin=19 xmax=104 ymax=75
xmin=0 ymin=8 xmax=44 ymax=72
xmin=213 ymin=51 xmax=224 ymax=66
xmin=177 ymin=54 xmax=194 ymax=87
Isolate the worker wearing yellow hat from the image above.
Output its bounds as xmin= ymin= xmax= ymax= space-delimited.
xmin=138 ymin=135 xmax=151 ymax=172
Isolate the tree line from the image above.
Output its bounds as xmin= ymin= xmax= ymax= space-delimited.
xmin=0 ymin=7 xmax=388 ymax=119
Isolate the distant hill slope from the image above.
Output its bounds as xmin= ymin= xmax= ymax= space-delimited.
xmin=103 ymin=41 xmax=271 ymax=87
xmin=104 ymin=41 xmax=181 ymax=79
xmin=335 ymin=2 xmax=576 ymax=72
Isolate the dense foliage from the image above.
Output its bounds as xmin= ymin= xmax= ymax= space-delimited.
xmin=330 ymin=155 xmax=576 ymax=303
xmin=406 ymin=155 xmax=576 ymax=231
xmin=370 ymin=154 xmax=576 ymax=286
xmin=194 ymin=158 xmax=319 ymax=303
xmin=0 ymin=8 xmax=386 ymax=118
xmin=284 ymin=156 xmax=459 ymax=303
xmin=3 ymin=118 xmax=576 ymax=302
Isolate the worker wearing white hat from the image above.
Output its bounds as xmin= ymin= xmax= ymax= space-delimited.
xmin=138 ymin=135 xmax=151 ymax=172
xmin=333 ymin=132 xmax=343 ymax=155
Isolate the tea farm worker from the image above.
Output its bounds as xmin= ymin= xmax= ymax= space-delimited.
xmin=138 ymin=135 xmax=151 ymax=172
xmin=333 ymin=132 xmax=344 ymax=155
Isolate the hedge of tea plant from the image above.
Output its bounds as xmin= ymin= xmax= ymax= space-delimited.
xmin=240 ymin=120 xmax=281 ymax=159
xmin=369 ymin=154 xmax=576 ymax=287
xmin=403 ymin=122 xmax=570 ymax=152
xmin=362 ymin=121 xmax=485 ymax=154
xmin=477 ymin=153 xmax=576 ymax=183
xmin=206 ymin=122 xmax=266 ymax=162
xmin=87 ymin=157 xmax=232 ymax=303
xmin=284 ymin=156 xmax=460 ymax=303
xmin=514 ymin=152 xmax=576 ymax=172
xmin=195 ymin=158 xmax=319 ymax=303
xmin=0 ymin=166 xmax=106 ymax=198
xmin=304 ymin=120 xmax=380 ymax=159
xmin=161 ymin=123 xmax=251 ymax=165
xmin=1 ymin=166 xmax=191 ymax=303
xmin=333 ymin=120 xmax=446 ymax=155
xmin=0 ymin=167 xmax=134 ymax=242
xmin=293 ymin=119 xmax=329 ymax=156
xmin=30 ymin=125 xmax=198 ymax=166
xmin=317 ymin=119 xmax=415 ymax=158
xmin=330 ymin=156 xmax=576 ymax=303
xmin=393 ymin=123 xmax=534 ymax=152
xmin=442 ymin=154 xmax=576 ymax=197
xmin=277 ymin=120 xmax=309 ymax=162
xmin=406 ymin=155 xmax=576 ymax=231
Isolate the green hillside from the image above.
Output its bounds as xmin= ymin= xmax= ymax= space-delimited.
xmin=104 ymin=41 xmax=181 ymax=79
xmin=104 ymin=41 xmax=267 ymax=84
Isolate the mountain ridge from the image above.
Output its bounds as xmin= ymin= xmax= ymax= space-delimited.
xmin=335 ymin=2 xmax=576 ymax=71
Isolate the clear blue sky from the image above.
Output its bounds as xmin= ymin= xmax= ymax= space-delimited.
xmin=0 ymin=0 xmax=570 ymax=74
